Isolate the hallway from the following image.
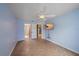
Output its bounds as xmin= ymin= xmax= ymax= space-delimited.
xmin=11 ymin=39 xmax=79 ymax=56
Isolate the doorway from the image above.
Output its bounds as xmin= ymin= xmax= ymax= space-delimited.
xmin=24 ymin=24 xmax=32 ymax=39
xmin=36 ymin=24 xmax=42 ymax=39
xmin=24 ymin=24 xmax=44 ymax=40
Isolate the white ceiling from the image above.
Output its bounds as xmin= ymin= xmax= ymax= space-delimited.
xmin=8 ymin=3 xmax=79 ymax=20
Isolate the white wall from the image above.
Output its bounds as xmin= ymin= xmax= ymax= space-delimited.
xmin=45 ymin=9 xmax=79 ymax=53
xmin=0 ymin=4 xmax=17 ymax=56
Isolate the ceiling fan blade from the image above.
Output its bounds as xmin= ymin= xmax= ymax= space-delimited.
xmin=45 ymin=15 xmax=56 ymax=18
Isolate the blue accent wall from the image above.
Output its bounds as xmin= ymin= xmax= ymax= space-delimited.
xmin=17 ymin=19 xmax=24 ymax=41
xmin=45 ymin=9 xmax=79 ymax=53
xmin=0 ymin=4 xmax=17 ymax=55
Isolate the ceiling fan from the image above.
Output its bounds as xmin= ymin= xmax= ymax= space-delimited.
xmin=36 ymin=5 xmax=56 ymax=20
xmin=39 ymin=14 xmax=56 ymax=19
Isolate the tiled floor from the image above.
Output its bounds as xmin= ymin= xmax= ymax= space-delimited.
xmin=11 ymin=39 xmax=79 ymax=56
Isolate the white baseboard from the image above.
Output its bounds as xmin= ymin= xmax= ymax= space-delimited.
xmin=45 ymin=39 xmax=79 ymax=54
xmin=17 ymin=38 xmax=25 ymax=41
xmin=9 ymin=41 xmax=18 ymax=56
xmin=9 ymin=38 xmax=25 ymax=56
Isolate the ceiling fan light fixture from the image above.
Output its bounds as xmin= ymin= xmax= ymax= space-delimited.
xmin=39 ymin=15 xmax=45 ymax=19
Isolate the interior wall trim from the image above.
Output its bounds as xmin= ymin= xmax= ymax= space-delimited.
xmin=9 ymin=41 xmax=17 ymax=56
xmin=45 ymin=39 xmax=79 ymax=54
